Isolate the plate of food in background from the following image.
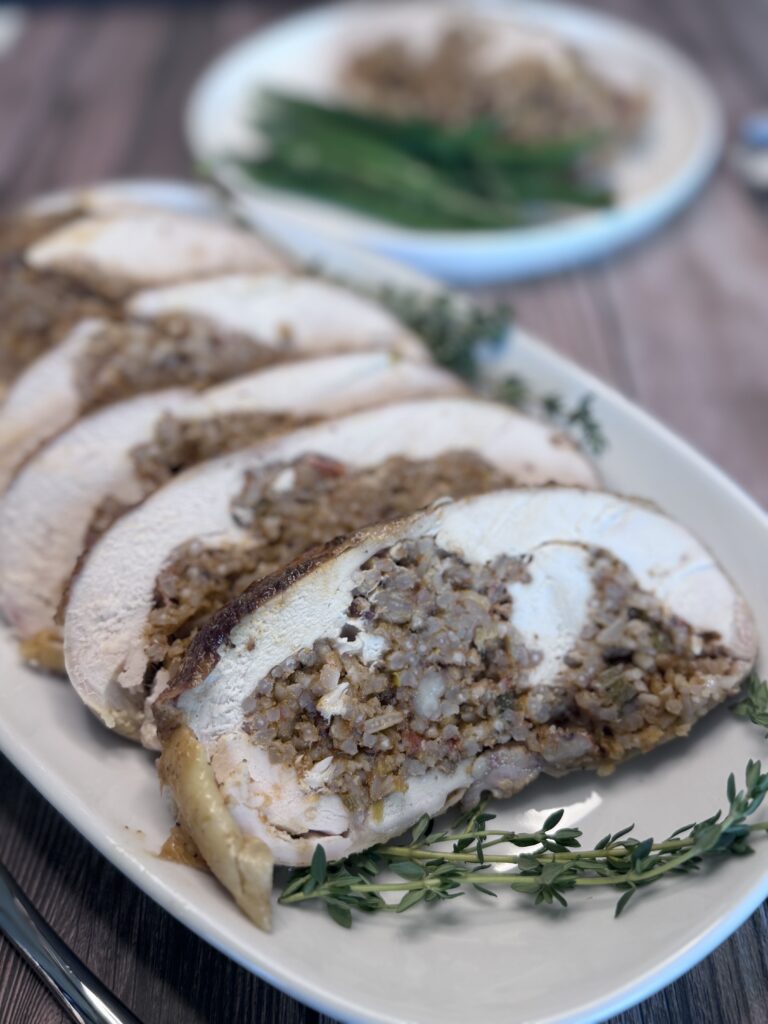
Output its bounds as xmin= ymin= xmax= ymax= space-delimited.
xmin=186 ymin=0 xmax=723 ymax=282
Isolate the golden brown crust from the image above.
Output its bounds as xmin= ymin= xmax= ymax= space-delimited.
xmin=153 ymin=529 xmax=367 ymax=732
xmin=19 ymin=629 xmax=65 ymax=673
xmin=157 ymin=725 xmax=274 ymax=930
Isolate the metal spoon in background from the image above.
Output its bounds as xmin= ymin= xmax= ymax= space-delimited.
xmin=0 ymin=861 xmax=144 ymax=1024
xmin=732 ymin=111 xmax=768 ymax=192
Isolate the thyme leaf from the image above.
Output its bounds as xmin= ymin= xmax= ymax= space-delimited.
xmin=496 ymin=374 xmax=607 ymax=455
xmin=373 ymin=284 xmax=511 ymax=377
xmin=279 ymin=673 xmax=768 ymax=925
xmin=733 ymin=672 xmax=768 ymax=733
xmin=299 ymin=264 xmax=511 ymax=378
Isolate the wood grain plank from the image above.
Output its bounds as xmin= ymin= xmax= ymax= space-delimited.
xmin=590 ymin=0 xmax=768 ymax=507
xmin=121 ymin=5 xmax=214 ymax=177
xmin=599 ymin=177 xmax=768 ymax=506
xmin=123 ymin=4 xmax=280 ymax=178
xmin=8 ymin=8 xmax=177 ymax=202
xmin=0 ymin=9 xmax=89 ymax=201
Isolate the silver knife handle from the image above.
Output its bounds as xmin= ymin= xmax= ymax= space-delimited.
xmin=0 ymin=863 xmax=143 ymax=1024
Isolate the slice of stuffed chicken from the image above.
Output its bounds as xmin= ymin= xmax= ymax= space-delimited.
xmin=0 ymin=206 xmax=287 ymax=390
xmin=153 ymin=488 xmax=756 ymax=930
xmin=0 ymin=275 xmax=428 ymax=492
xmin=63 ymin=398 xmax=598 ymax=746
xmin=24 ymin=208 xmax=288 ymax=298
xmin=0 ymin=353 xmax=463 ymax=669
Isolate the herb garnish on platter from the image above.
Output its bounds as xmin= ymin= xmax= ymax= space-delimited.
xmin=236 ymin=91 xmax=613 ymax=231
xmin=280 ymin=674 xmax=768 ymax=927
xmin=497 ymin=375 xmax=608 ymax=455
xmin=372 ymin=283 xmax=512 ymax=377
xmin=367 ymin=285 xmax=606 ymax=455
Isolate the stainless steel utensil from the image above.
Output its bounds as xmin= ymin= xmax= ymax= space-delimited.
xmin=733 ymin=110 xmax=768 ymax=191
xmin=0 ymin=862 xmax=144 ymax=1024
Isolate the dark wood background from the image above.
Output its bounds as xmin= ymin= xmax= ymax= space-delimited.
xmin=1 ymin=2 xmax=768 ymax=1022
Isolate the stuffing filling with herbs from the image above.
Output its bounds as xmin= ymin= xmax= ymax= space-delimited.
xmin=74 ymin=316 xmax=278 ymax=412
xmin=542 ymin=549 xmax=738 ymax=763
xmin=130 ymin=410 xmax=308 ymax=489
xmin=239 ymin=541 xmax=739 ymax=817
xmin=75 ymin=411 xmax=310 ymax=584
xmin=145 ymin=451 xmax=516 ymax=686
xmin=0 ymin=211 xmax=117 ymax=385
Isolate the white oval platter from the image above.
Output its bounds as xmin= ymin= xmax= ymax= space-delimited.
xmin=1 ymin=180 xmax=766 ymax=1024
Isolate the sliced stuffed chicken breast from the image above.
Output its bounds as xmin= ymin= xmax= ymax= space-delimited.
xmin=153 ymin=488 xmax=756 ymax=929
xmin=63 ymin=398 xmax=598 ymax=745
xmin=126 ymin=274 xmax=429 ymax=364
xmin=0 ymin=206 xmax=287 ymax=391
xmin=24 ymin=208 xmax=288 ymax=298
xmin=0 ymin=275 xmax=429 ymax=492
xmin=0 ymin=353 xmax=463 ymax=668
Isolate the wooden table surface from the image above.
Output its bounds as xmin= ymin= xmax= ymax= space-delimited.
xmin=1 ymin=2 xmax=767 ymax=1022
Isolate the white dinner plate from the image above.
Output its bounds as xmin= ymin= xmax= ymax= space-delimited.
xmin=185 ymin=0 xmax=724 ymax=283
xmin=2 ymin=180 xmax=767 ymax=1024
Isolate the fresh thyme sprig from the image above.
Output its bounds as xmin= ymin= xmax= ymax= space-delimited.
xmin=297 ymin=263 xmax=511 ymax=379
xmin=734 ymin=672 xmax=768 ymax=732
xmin=279 ymin=673 xmax=768 ymax=928
xmin=496 ymin=374 xmax=607 ymax=455
xmin=374 ymin=285 xmax=511 ymax=377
